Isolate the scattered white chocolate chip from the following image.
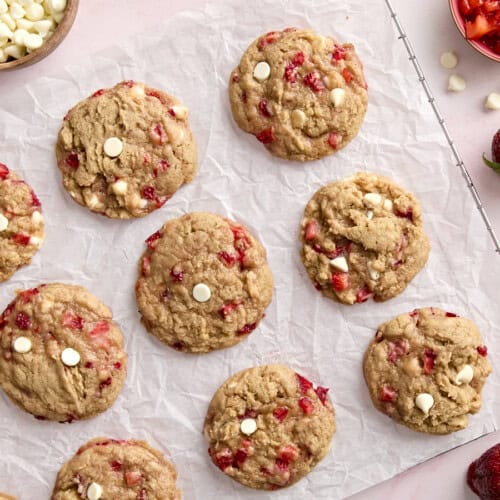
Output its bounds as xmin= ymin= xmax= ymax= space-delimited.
xmin=29 ymin=235 xmax=42 ymax=247
xmin=383 ymin=199 xmax=393 ymax=211
xmin=31 ymin=210 xmax=43 ymax=224
xmin=330 ymin=87 xmax=346 ymax=107
xmin=112 ymin=179 xmax=127 ymax=195
xmin=103 ymin=137 xmax=123 ymax=158
xmin=240 ymin=418 xmax=257 ymax=436
xmin=0 ymin=213 xmax=8 ymax=231
xmin=367 ymin=261 xmax=380 ymax=281
xmin=330 ymin=256 xmax=349 ymax=273
xmin=192 ymin=283 xmax=211 ymax=303
xmin=13 ymin=336 xmax=31 ymax=353
xmin=415 ymin=393 xmax=434 ymax=415
xmin=439 ymin=51 xmax=458 ymax=69
xmin=291 ymin=109 xmax=306 ymax=129
xmin=170 ymin=105 xmax=188 ymax=120
xmin=61 ymin=347 xmax=80 ymax=367
xmin=485 ymin=92 xmax=500 ymax=111
xmin=86 ymin=482 xmax=103 ymax=500
xmin=455 ymin=364 xmax=474 ymax=385
xmin=364 ymin=192 xmax=382 ymax=205
xmin=253 ymin=61 xmax=271 ymax=82
xmin=448 ymin=74 xmax=466 ymax=92
xmin=366 ymin=210 xmax=374 ymax=220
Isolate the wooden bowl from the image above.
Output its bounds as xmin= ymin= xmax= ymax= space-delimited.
xmin=0 ymin=0 xmax=79 ymax=71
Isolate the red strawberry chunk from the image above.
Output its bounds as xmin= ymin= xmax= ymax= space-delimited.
xmin=275 ymin=458 xmax=289 ymax=473
xmin=15 ymin=312 xmax=31 ymax=330
xmin=239 ymin=322 xmax=257 ymax=335
xmin=234 ymin=448 xmax=248 ymax=468
xmin=445 ymin=312 xmax=458 ymax=317
xmin=170 ymin=267 xmax=184 ymax=282
xmin=259 ymin=98 xmax=272 ymax=117
xmin=305 ymin=220 xmax=319 ymax=241
xmin=356 ymin=286 xmax=373 ymax=303
xmin=467 ymin=443 xmax=500 ymax=500
xmin=258 ymin=31 xmax=278 ymax=49
xmin=332 ymin=45 xmax=346 ymax=63
xmin=331 ymin=272 xmax=349 ymax=292
xmin=379 ymin=384 xmax=397 ymax=402
xmin=315 ymin=386 xmax=329 ymax=405
xmin=477 ymin=345 xmax=488 ymax=357
xmin=12 ymin=233 xmax=31 ymax=246
xmin=31 ymin=192 xmax=41 ymax=207
xmin=232 ymin=74 xmax=240 ymax=83
xmin=89 ymin=321 xmax=110 ymax=337
xmin=422 ymin=349 xmax=437 ymax=374
xmin=387 ymin=339 xmax=410 ymax=363
xmin=283 ymin=63 xmax=298 ymax=83
xmin=256 ymin=127 xmax=275 ymax=144
xmin=211 ymin=448 xmax=233 ymax=471
xmin=296 ymin=373 xmax=313 ymax=394
xmin=219 ymin=302 xmax=241 ymax=318
xmin=122 ymin=80 xmax=134 ymax=88
xmin=396 ymin=207 xmax=413 ymax=221
xmin=298 ymin=397 xmax=315 ymax=415
xmin=65 ymin=153 xmax=80 ymax=169
xmin=273 ymin=407 xmax=289 ymax=422
xmin=142 ymin=186 xmax=157 ymax=200
xmin=303 ymin=71 xmax=325 ymax=92
xmin=218 ymin=251 xmax=238 ymax=267
xmin=62 ymin=311 xmax=84 ymax=330
xmin=141 ymin=256 xmax=151 ymax=276
xmin=99 ymin=377 xmax=112 ymax=390
xmin=0 ymin=163 xmax=9 ymax=179
xmin=111 ymin=460 xmax=122 ymax=472
xmin=150 ymin=124 xmax=167 ymax=145
xmin=328 ymin=132 xmax=342 ymax=149
xmin=342 ymin=68 xmax=354 ymax=83
xmin=114 ymin=361 xmax=122 ymax=369
xmin=278 ymin=444 xmax=299 ymax=463
xmin=145 ymin=230 xmax=161 ymax=249
xmin=292 ymin=51 xmax=305 ymax=66
xmin=146 ymin=90 xmax=166 ymax=104
xmin=137 ymin=489 xmax=148 ymax=500
xmin=84 ymin=361 xmax=94 ymax=368
xmin=158 ymin=160 xmax=169 ymax=172
xmin=168 ymin=108 xmax=176 ymax=117
xmin=125 ymin=470 xmax=143 ymax=487
xmin=19 ymin=288 xmax=39 ymax=303
xmin=92 ymin=89 xmax=104 ymax=97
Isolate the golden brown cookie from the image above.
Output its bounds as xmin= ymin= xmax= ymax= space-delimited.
xmin=56 ymin=81 xmax=197 ymax=219
xmin=229 ymin=28 xmax=368 ymax=161
xmin=204 ymin=364 xmax=335 ymax=490
xmin=0 ymin=163 xmax=44 ymax=282
xmin=51 ymin=437 xmax=181 ymax=499
xmin=300 ymin=172 xmax=430 ymax=304
xmin=0 ymin=283 xmax=127 ymax=422
xmin=363 ymin=308 xmax=492 ymax=434
xmin=136 ymin=212 xmax=273 ymax=353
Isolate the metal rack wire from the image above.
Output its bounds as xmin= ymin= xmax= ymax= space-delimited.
xmin=384 ymin=0 xmax=500 ymax=254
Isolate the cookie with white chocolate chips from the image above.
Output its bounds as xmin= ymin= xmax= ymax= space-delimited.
xmin=300 ymin=172 xmax=430 ymax=304
xmin=0 ymin=283 xmax=127 ymax=422
xmin=363 ymin=308 xmax=492 ymax=434
xmin=229 ymin=28 xmax=368 ymax=161
xmin=51 ymin=437 xmax=181 ymax=500
xmin=56 ymin=81 xmax=197 ymax=219
xmin=0 ymin=163 xmax=44 ymax=282
xmin=204 ymin=364 xmax=335 ymax=490
xmin=136 ymin=212 xmax=273 ymax=353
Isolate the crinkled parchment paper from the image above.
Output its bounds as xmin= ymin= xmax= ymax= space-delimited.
xmin=0 ymin=0 xmax=498 ymax=498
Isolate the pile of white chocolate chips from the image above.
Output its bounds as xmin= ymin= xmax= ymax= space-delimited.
xmin=0 ymin=0 xmax=67 ymax=62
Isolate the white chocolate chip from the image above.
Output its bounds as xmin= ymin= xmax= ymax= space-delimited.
xmin=12 ymin=27 xmax=28 ymax=44
xmin=366 ymin=210 xmax=373 ymax=220
xmin=29 ymin=235 xmax=42 ymax=247
xmin=61 ymin=347 xmax=80 ymax=367
xmin=24 ymin=31 xmax=42 ymax=49
xmin=485 ymin=92 xmax=500 ymax=111
xmin=240 ymin=418 xmax=257 ymax=436
xmin=448 ymin=74 xmax=466 ymax=92
xmin=367 ymin=261 xmax=380 ymax=281
xmin=103 ymin=137 xmax=123 ymax=158
xmin=383 ymin=199 xmax=393 ymax=211
xmin=0 ymin=20 xmax=12 ymax=37
xmin=9 ymin=2 xmax=25 ymax=20
xmin=112 ymin=180 xmax=127 ymax=195
xmin=46 ymin=0 xmax=66 ymax=12
xmin=330 ymin=87 xmax=346 ymax=107
xmin=86 ymin=482 xmax=103 ymax=500
xmin=291 ymin=109 xmax=306 ymax=129
xmin=24 ymin=1 xmax=42 ymax=20
xmin=0 ymin=48 xmax=7 ymax=62
xmin=364 ymin=192 xmax=382 ymax=205
xmin=415 ymin=393 xmax=434 ymax=415
xmin=13 ymin=336 xmax=31 ymax=353
xmin=130 ymin=84 xmax=145 ymax=98
xmin=170 ymin=105 xmax=188 ymax=120
xmin=16 ymin=17 xmax=33 ymax=30
xmin=139 ymin=198 xmax=148 ymax=209
xmin=31 ymin=210 xmax=43 ymax=224
xmin=330 ymin=256 xmax=349 ymax=273
xmin=52 ymin=10 xmax=64 ymax=23
xmin=87 ymin=194 xmax=102 ymax=209
xmin=192 ymin=283 xmax=211 ymax=303
xmin=0 ymin=13 xmax=16 ymax=30
xmin=440 ymin=51 xmax=458 ymax=69
xmin=0 ymin=213 xmax=8 ymax=231
xmin=253 ymin=61 xmax=271 ymax=82
xmin=4 ymin=42 xmax=25 ymax=58
xmin=455 ymin=364 xmax=474 ymax=385
xmin=33 ymin=18 xmax=53 ymax=36
xmin=0 ymin=0 xmax=7 ymax=14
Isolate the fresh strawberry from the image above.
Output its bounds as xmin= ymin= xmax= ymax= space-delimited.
xmin=62 ymin=311 xmax=84 ymax=330
xmin=466 ymin=13 xmax=497 ymax=39
xmin=467 ymin=443 xmax=500 ymax=500
xmin=331 ymin=272 xmax=349 ymax=292
xmin=483 ymin=130 xmax=500 ymax=173
xmin=387 ymin=339 xmax=410 ymax=363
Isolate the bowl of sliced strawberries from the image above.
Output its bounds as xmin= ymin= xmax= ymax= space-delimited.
xmin=449 ymin=0 xmax=500 ymax=62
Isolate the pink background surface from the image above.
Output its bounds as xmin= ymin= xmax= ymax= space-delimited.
xmin=1 ymin=0 xmax=498 ymax=498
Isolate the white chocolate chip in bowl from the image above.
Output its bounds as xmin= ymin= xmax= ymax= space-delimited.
xmin=0 ymin=213 xmax=8 ymax=231
xmin=24 ymin=2 xmax=44 ymax=21
xmin=240 ymin=418 xmax=257 ymax=436
xmin=415 ymin=393 xmax=434 ymax=415
xmin=192 ymin=283 xmax=211 ymax=303
xmin=13 ymin=336 xmax=31 ymax=353
xmin=24 ymin=32 xmax=43 ymax=50
xmin=61 ymin=347 xmax=80 ymax=367
xmin=103 ymin=137 xmax=123 ymax=158
xmin=253 ymin=61 xmax=271 ymax=82
xmin=330 ymin=256 xmax=349 ymax=273
xmin=86 ymin=482 xmax=103 ymax=500
xmin=330 ymin=88 xmax=346 ymax=107
xmin=455 ymin=364 xmax=474 ymax=385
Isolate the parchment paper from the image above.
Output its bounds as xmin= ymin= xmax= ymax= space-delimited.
xmin=0 ymin=0 xmax=499 ymax=498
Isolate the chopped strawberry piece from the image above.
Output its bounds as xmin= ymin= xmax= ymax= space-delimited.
xmin=356 ymin=286 xmax=373 ymax=303
xmin=114 ymin=362 xmax=122 ymax=369
xmin=211 ymin=448 xmax=233 ymax=471
xmin=142 ymin=186 xmax=157 ymax=200
xmin=145 ymin=230 xmax=161 ymax=249
xmin=331 ymin=272 xmax=349 ymax=292
xmin=315 ymin=386 xmax=329 ymax=405
xmin=379 ymin=384 xmax=397 ymax=402
xmin=65 ymin=153 xmax=80 ymax=169
xmin=218 ymin=251 xmax=238 ymax=267
xmin=0 ymin=163 xmax=9 ymax=179
xmin=256 ymin=127 xmax=275 ymax=144
xmin=146 ymin=90 xmax=166 ymax=104
xmin=445 ymin=312 xmax=458 ymax=317
xmin=125 ymin=470 xmax=143 ymax=487
xmin=62 ymin=311 xmax=84 ymax=330
xmin=332 ymin=45 xmax=346 ymax=63
xmin=92 ymin=89 xmax=105 ymax=97
xmin=12 ymin=233 xmax=30 ymax=246
xmin=19 ymin=288 xmax=39 ymax=303
xmin=137 ymin=489 xmax=148 ymax=500
xmin=342 ymin=68 xmax=354 ymax=83
xmin=409 ymin=309 xmax=419 ymax=320
xmin=278 ymin=444 xmax=299 ymax=462
xmin=303 ymin=71 xmax=326 ymax=91
xmin=275 ymin=458 xmax=289 ymax=472
xmin=99 ymin=377 xmax=112 ymax=390
xmin=396 ymin=207 xmax=413 ymax=221
xmin=259 ymin=98 xmax=272 ymax=117
xmin=31 ymin=192 xmax=41 ymax=207
xmin=387 ymin=339 xmax=410 ymax=363
xmin=232 ymin=74 xmax=240 ymax=83
xmin=283 ymin=63 xmax=298 ymax=83
xmin=273 ymin=407 xmax=289 ymax=422
xmin=466 ymin=13 xmax=497 ymax=39
xmin=84 ymin=361 xmax=94 ymax=368
xmin=241 ymin=408 xmax=257 ymax=419
xmin=160 ymin=289 xmax=170 ymax=302
xmin=168 ymin=108 xmax=176 ymax=117
xmin=150 ymin=124 xmax=167 ymax=145
xmin=328 ymin=132 xmax=342 ymax=149
xmin=239 ymin=322 xmax=257 ymax=335
xmin=234 ymin=448 xmax=248 ymax=468
xmin=122 ymin=80 xmax=135 ymax=88
xmin=296 ymin=373 xmax=313 ymax=394
xmin=258 ymin=31 xmax=279 ymax=49
xmin=89 ymin=321 xmax=110 ymax=337
xmin=477 ymin=345 xmax=488 ymax=357
xmin=422 ymin=349 xmax=437 ymax=374
xmin=141 ymin=256 xmax=151 ymax=276
xmin=170 ymin=267 xmax=184 ymax=282
xmin=111 ymin=460 xmax=122 ymax=472
xmin=292 ymin=51 xmax=305 ymax=66
xmin=219 ymin=302 xmax=241 ymax=318
xmin=15 ymin=312 xmax=31 ymax=330
xmin=305 ymin=220 xmax=319 ymax=241
xmin=298 ymin=397 xmax=315 ymax=415
xmin=159 ymin=160 xmax=169 ymax=171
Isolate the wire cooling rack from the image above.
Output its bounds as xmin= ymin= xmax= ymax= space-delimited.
xmin=384 ymin=0 xmax=500 ymax=254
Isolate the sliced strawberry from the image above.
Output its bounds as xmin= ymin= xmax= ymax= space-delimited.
xmin=12 ymin=233 xmax=31 ymax=246
xmin=328 ymin=132 xmax=342 ymax=149
xmin=233 ymin=448 xmax=248 ymax=468
xmin=296 ymin=373 xmax=313 ymax=394
xmin=125 ymin=470 xmax=143 ymax=487
xmin=379 ymin=384 xmax=397 ymax=402
xmin=331 ymin=272 xmax=349 ymax=292
xmin=305 ymin=220 xmax=319 ymax=241
xmin=211 ymin=448 xmax=233 ymax=471
xmin=283 ymin=63 xmax=298 ymax=83
xmin=298 ymin=397 xmax=315 ymax=415
xmin=142 ymin=185 xmax=157 ymax=201
xmin=273 ymin=407 xmax=289 ymax=422
xmin=422 ymin=349 xmax=437 ymax=374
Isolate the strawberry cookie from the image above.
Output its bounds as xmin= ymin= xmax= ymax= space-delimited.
xmin=51 ymin=437 xmax=181 ymax=499
xmin=363 ymin=308 xmax=492 ymax=434
xmin=56 ymin=81 xmax=197 ymax=219
xmin=204 ymin=364 xmax=335 ymax=490
xmin=136 ymin=212 xmax=273 ymax=353
xmin=300 ymin=172 xmax=430 ymax=304
xmin=0 ymin=163 xmax=44 ymax=282
xmin=229 ymin=28 xmax=368 ymax=161
xmin=0 ymin=283 xmax=127 ymax=422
